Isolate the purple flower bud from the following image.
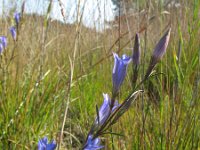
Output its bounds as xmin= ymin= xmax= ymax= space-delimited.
xmin=95 ymin=94 xmax=119 ymax=126
xmin=84 ymin=135 xmax=104 ymax=150
xmin=132 ymin=33 xmax=140 ymax=66
xmin=152 ymin=28 xmax=171 ymax=60
xmin=112 ymin=53 xmax=131 ymax=96
xmin=132 ymin=33 xmax=140 ymax=85
xmin=0 ymin=36 xmax=7 ymax=48
xmin=38 ymin=137 xmax=56 ymax=150
xmin=145 ymin=28 xmax=171 ymax=79
xmin=14 ymin=12 xmax=21 ymax=26
xmin=10 ymin=26 xmax=17 ymax=41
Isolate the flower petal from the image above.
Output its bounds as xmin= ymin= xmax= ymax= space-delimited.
xmin=10 ymin=26 xmax=17 ymax=41
xmin=38 ymin=137 xmax=56 ymax=150
xmin=84 ymin=135 xmax=104 ymax=150
xmin=112 ymin=53 xmax=131 ymax=96
xmin=14 ymin=12 xmax=21 ymax=26
xmin=0 ymin=36 xmax=7 ymax=48
xmin=95 ymin=94 xmax=111 ymax=125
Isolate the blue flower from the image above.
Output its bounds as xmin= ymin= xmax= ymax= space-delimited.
xmin=0 ymin=44 xmax=3 ymax=53
xmin=38 ymin=137 xmax=56 ymax=150
xmin=14 ymin=12 xmax=21 ymax=26
xmin=112 ymin=53 xmax=131 ymax=96
xmin=0 ymin=36 xmax=7 ymax=53
xmin=84 ymin=135 xmax=104 ymax=150
xmin=95 ymin=93 xmax=119 ymax=126
xmin=10 ymin=26 xmax=17 ymax=41
xmin=0 ymin=36 xmax=7 ymax=48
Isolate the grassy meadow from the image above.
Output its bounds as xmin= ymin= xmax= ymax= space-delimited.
xmin=0 ymin=0 xmax=200 ymax=149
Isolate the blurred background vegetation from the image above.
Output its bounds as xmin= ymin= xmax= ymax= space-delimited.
xmin=0 ymin=0 xmax=199 ymax=149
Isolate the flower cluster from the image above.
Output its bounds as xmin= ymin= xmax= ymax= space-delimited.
xmin=10 ymin=12 xmax=21 ymax=41
xmin=82 ymin=52 xmax=135 ymax=149
xmin=83 ymin=29 xmax=171 ymax=149
xmin=0 ymin=12 xmax=21 ymax=54
xmin=35 ymin=29 xmax=170 ymax=150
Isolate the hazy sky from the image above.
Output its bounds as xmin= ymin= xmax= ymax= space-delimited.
xmin=0 ymin=0 xmax=115 ymax=30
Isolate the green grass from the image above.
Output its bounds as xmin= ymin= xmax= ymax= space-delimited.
xmin=0 ymin=0 xmax=200 ymax=149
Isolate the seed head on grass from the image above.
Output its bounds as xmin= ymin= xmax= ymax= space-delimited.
xmin=10 ymin=26 xmax=17 ymax=41
xmin=112 ymin=53 xmax=131 ymax=98
xmin=145 ymin=28 xmax=171 ymax=79
xmin=83 ymin=135 xmax=104 ymax=150
xmin=38 ymin=137 xmax=56 ymax=150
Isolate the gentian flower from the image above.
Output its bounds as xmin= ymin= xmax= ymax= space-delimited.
xmin=145 ymin=28 xmax=171 ymax=79
xmin=83 ymin=134 xmax=104 ymax=150
xmin=10 ymin=26 xmax=17 ymax=41
xmin=0 ymin=36 xmax=7 ymax=48
xmin=14 ymin=12 xmax=21 ymax=26
xmin=38 ymin=137 xmax=56 ymax=150
xmin=112 ymin=53 xmax=131 ymax=96
xmin=95 ymin=93 xmax=119 ymax=126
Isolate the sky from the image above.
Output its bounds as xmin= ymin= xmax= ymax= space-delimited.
xmin=0 ymin=0 xmax=115 ymax=30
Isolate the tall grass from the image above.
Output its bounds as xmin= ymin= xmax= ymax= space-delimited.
xmin=0 ymin=0 xmax=199 ymax=149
